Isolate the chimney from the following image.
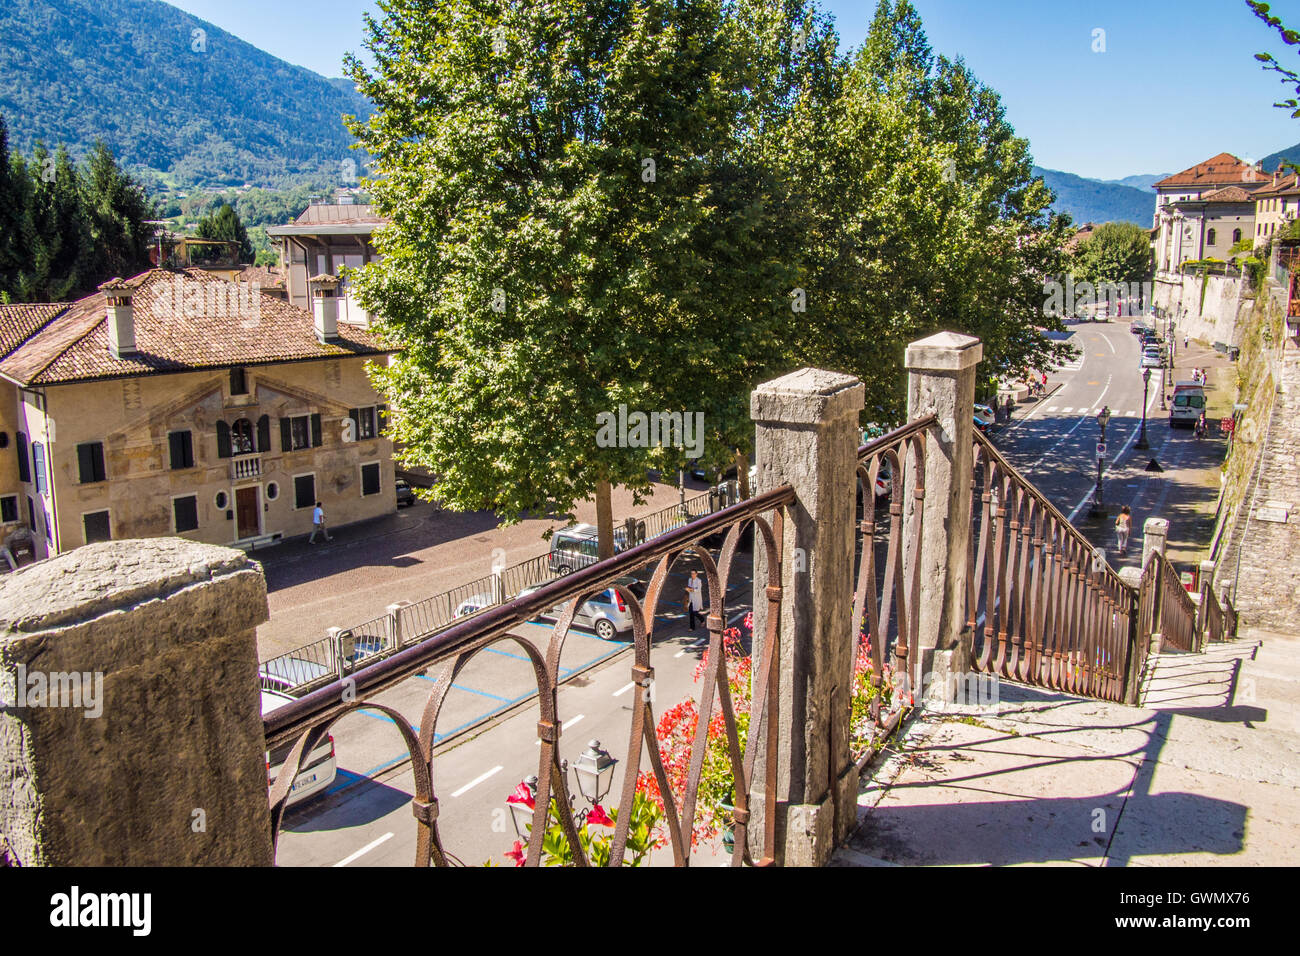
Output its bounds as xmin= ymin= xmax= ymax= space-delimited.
xmin=99 ymin=278 xmax=136 ymax=358
xmin=309 ymin=274 xmax=339 ymax=343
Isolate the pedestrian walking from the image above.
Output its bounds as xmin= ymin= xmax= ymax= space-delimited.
xmin=1195 ymin=413 xmax=1206 ymax=440
xmin=685 ymin=570 xmax=704 ymax=630
xmin=309 ymin=501 xmax=333 ymax=543
xmin=1004 ymin=395 xmax=1015 ymax=421
xmin=1114 ymin=505 xmax=1132 ymax=554
xmin=1184 ymin=334 xmax=1189 ymax=349
xmin=1042 ymin=371 xmax=1048 ymax=390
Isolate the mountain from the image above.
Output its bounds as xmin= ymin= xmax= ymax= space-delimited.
xmin=1259 ymin=141 xmax=1300 ymax=173
xmin=0 ymin=0 xmax=371 ymax=187
xmin=1101 ymin=173 xmax=1170 ymax=190
xmin=1034 ymin=166 xmax=1155 ymax=228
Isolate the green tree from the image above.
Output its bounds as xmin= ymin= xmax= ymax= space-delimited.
xmin=345 ymin=0 xmax=792 ymax=556
xmin=1071 ymin=221 xmax=1153 ymax=287
xmin=80 ymin=141 xmax=155 ymax=288
xmin=1250 ymin=0 xmax=1300 ymax=122
xmin=0 ymin=116 xmax=27 ymax=302
xmin=25 ymin=144 xmax=91 ymax=301
xmin=195 ymin=203 xmax=254 ymax=263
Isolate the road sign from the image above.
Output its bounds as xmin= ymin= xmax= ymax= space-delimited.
xmin=1096 ymin=442 xmax=1107 ymax=459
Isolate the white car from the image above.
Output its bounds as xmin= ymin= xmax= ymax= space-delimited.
xmin=263 ymin=690 xmax=337 ymax=807
xmin=516 ymin=578 xmax=638 ymax=640
xmin=453 ymin=593 xmax=497 ymax=619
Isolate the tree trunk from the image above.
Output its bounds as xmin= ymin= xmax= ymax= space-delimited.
xmin=736 ymin=449 xmax=750 ymax=499
xmin=595 ymin=478 xmax=615 ymax=560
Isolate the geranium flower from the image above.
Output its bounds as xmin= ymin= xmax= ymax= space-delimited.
xmin=506 ymin=781 xmax=535 ymax=809
xmin=505 ymin=840 xmax=527 ymax=867
xmin=586 ymin=804 xmax=614 ymax=827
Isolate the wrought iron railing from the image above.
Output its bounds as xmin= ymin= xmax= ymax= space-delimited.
xmin=851 ymin=416 xmax=935 ymax=753
xmin=967 ymin=432 xmax=1138 ymax=704
xmin=1202 ymin=583 xmax=1226 ymax=644
xmin=264 ymin=485 xmax=795 ymax=866
xmin=1153 ymin=550 xmax=1200 ymax=653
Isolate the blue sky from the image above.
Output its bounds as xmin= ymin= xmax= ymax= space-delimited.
xmin=166 ymin=0 xmax=1300 ymax=180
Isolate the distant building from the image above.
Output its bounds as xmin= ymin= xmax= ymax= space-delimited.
xmin=1251 ymin=165 xmax=1300 ymax=243
xmin=1152 ymin=154 xmax=1271 ymax=273
xmin=268 ymin=201 xmax=387 ymax=326
xmin=0 ymin=269 xmax=397 ymax=561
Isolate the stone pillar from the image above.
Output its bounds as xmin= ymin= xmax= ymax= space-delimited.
xmin=903 ymin=332 xmax=983 ymax=703
xmin=1142 ymin=517 xmax=1169 ymax=569
xmin=0 ymin=539 xmax=272 ymax=866
xmin=749 ymin=368 xmax=864 ymax=867
xmin=387 ymin=600 xmax=411 ymax=649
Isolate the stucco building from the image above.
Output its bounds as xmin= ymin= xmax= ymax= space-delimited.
xmin=1252 ymin=167 xmax=1300 ymax=243
xmin=1153 ymin=154 xmax=1270 ymax=273
xmin=268 ymin=199 xmax=386 ymax=326
xmin=0 ymin=268 xmax=396 ymax=562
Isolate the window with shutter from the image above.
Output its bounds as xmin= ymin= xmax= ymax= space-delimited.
xmin=83 ymin=510 xmax=111 ymax=544
xmin=32 ymin=442 xmax=47 ymax=494
xmin=77 ymin=442 xmax=106 ymax=484
xmin=310 ymin=413 xmax=322 ymax=447
xmin=173 ymin=496 xmax=199 ymax=533
xmin=257 ymin=415 xmax=271 ymax=453
xmin=280 ymin=417 xmax=292 ymax=453
xmin=230 ymin=367 xmax=248 ymax=395
xmin=0 ymin=495 xmax=17 ymax=523
xmin=377 ymin=404 xmax=388 ymax=434
xmin=16 ymin=431 xmax=29 ymax=483
xmin=294 ymin=474 xmax=316 ymax=510
xmin=168 ymin=431 xmax=194 ymax=470
xmin=217 ymin=421 xmax=232 ymax=459
xmin=361 ymin=461 xmax=380 ymax=496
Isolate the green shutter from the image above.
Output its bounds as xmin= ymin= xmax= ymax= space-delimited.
xmin=216 ymin=421 xmax=232 ymax=459
xmin=310 ymin=413 xmax=322 ymax=447
xmin=280 ymin=417 xmax=292 ymax=452
xmin=256 ymin=415 xmax=271 ymax=453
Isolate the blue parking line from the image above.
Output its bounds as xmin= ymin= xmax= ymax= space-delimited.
xmin=342 ymin=643 xmax=629 ymax=786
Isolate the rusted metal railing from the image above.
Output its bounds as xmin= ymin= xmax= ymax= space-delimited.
xmin=264 ymin=485 xmax=795 ymax=867
xmin=1153 ymin=550 xmax=1200 ymax=653
xmin=1203 ymin=584 xmax=1227 ymax=644
xmin=1223 ymin=594 xmax=1239 ymax=640
xmin=967 ymin=432 xmax=1137 ymax=704
xmin=851 ymin=415 xmax=936 ymax=751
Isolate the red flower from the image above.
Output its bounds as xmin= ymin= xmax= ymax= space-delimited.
xmin=505 ymin=840 xmax=527 ymax=867
xmin=506 ymin=781 xmax=535 ymax=809
xmin=586 ymin=804 xmax=614 ymax=827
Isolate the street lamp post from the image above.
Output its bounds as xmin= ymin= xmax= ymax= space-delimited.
xmin=1137 ymin=367 xmax=1151 ymax=450
xmin=1090 ymin=406 xmax=1110 ymax=518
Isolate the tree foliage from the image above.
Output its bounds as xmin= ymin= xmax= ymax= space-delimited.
xmin=1070 ymin=222 xmax=1153 ymax=287
xmin=345 ymin=0 xmax=1077 ymax=549
xmin=195 ymin=203 xmax=254 ymax=263
xmin=0 ymin=122 xmax=155 ymax=303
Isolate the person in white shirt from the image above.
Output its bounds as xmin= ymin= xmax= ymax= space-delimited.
xmin=686 ymin=570 xmax=705 ymax=630
xmin=309 ymin=501 xmax=333 ymax=544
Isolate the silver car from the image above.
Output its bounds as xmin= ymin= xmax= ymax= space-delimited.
xmin=517 ymin=577 xmax=639 ymax=640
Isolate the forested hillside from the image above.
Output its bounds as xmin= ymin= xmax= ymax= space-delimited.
xmin=0 ymin=0 xmax=370 ymax=186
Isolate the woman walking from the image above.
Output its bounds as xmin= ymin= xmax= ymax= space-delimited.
xmin=1115 ymin=505 xmax=1132 ymax=555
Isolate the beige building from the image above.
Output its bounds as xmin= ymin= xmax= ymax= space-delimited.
xmin=1153 ymin=153 xmax=1269 ymax=273
xmin=0 ymin=268 xmax=397 ymax=562
xmin=1252 ymin=168 xmax=1300 ymax=242
xmin=268 ymin=200 xmax=387 ymax=326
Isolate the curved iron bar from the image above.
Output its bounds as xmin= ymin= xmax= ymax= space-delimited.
xmin=264 ymin=485 xmax=796 ymax=867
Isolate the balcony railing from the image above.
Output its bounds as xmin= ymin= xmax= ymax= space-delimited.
xmin=263 ymin=485 xmax=796 ymax=866
xmin=231 ymin=454 xmax=262 ymax=480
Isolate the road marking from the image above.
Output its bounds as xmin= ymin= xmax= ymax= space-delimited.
xmin=1066 ymin=377 xmax=1161 ymax=523
xmin=1061 ymin=407 xmax=1073 ymax=413
xmin=1102 ymin=335 xmax=1116 ymax=354
xmin=333 ymin=831 xmax=394 ymax=867
xmin=451 ymin=764 xmax=502 ymax=797
xmin=536 ymin=713 xmax=584 ymax=744
xmin=1046 ymin=405 xmax=1058 ymax=412
xmin=1028 ymin=375 xmax=1112 ymax=473
xmin=613 ymin=682 xmax=635 ymax=697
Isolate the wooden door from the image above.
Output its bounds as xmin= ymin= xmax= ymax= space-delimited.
xmin=236 ymin=486 xmax=260 ymax=539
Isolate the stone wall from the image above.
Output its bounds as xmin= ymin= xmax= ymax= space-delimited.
xmin=1152 ymin=271 xmax=1248 ymax=346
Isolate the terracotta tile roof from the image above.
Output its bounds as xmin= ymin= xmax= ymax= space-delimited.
xmin=1253 ymin=172 xmax=1300 ymax=199
xmin=0 ymin=269 xmax=394 ymax=387
xmin=1154 ymin=153 xmax=1269 ymax=190
xmin=0 ymin=303 xmax=64 ymax=360
xmin=1195 ymin=186 xmax=1256 ymax=204
xmin=234 ymin=264 xmax=286 ymax=289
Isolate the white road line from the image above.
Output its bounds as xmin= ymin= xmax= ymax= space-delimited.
xmin=451 ymin=764 xmax=503 ymax=797
xmin=1028 ymin=375 xmax=1111 ymax=472
xmin=674 ymin=649 xmax=688 ymax=657
xmin=1066 ymin=378 xmax=1161 ymax=523
xmin=1046 ymin=405 xmax=1058 ymax=412
xmin=333 ymin=831 xmax=394 ymax=867
xmin=613 ymin=682 xmax=635 ymax=697
xmin=1102 ymin=335 xmax=1116 ymax=354
xmin=536 ymin=713 xmax=584 ymax=744
xmin=1061 ymin=407 xmax=1073 ymax=413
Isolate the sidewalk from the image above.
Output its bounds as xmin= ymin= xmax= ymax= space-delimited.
xmin=831 ymin=628 xmax=1300 ymax=866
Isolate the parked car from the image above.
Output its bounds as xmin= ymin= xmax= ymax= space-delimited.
xmin=263 ymin=690 xmax=336 ymax=806
xmin=516 ymin=576 xmax=640 ymax=640
xmin=259 ymin=656 xmax=332 ymax=695
xmin=973 ymin=408 xmax=997 ymax=434
xmin=1141 ymin=351 xmax=1163 ymax=369
xmin=395 ymin=479 xmax=416 ymax=507
xmin=453 ymin=593 xmax=497 ymax=619
xmin=547 ymin=523 xmax=634 ymax=574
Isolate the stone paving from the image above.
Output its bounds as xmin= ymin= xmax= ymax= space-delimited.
xmin=831 ymin=629 xmax=1300 ymax=867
